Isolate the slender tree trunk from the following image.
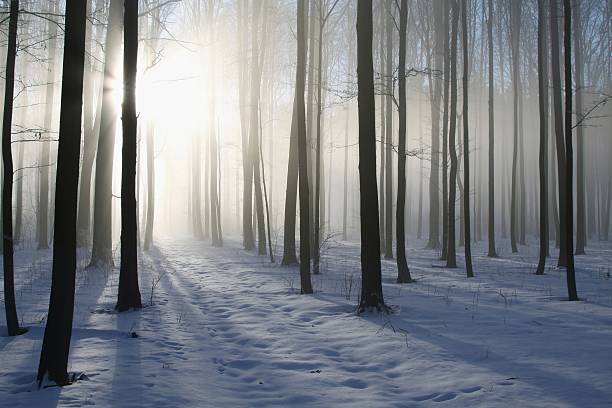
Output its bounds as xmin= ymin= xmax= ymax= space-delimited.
xmin=396 ymin=0 xmax=412 ymax=283
xmin=282 ymin=89 xmax=299 ymax=264
xmin=550 ymin=0 xmax=568 ymax=267
xmin=357 ymin=0 xmax=386 ymax=312
xmin=313 ymin=19 xmax=324 ymax=274
xmin=116 ymin=0 xmax=141 ymax=312
xmin=90 ymin=0 xmax=123 ymax=267
xmin=2 ymin=0 xmax=25 ymax=337
xmin=486 ymin=0 xmax=497 ymax=258
xmin=536 ymin=0 xmax=549 ymax=275
xmin=446 ymin=0 xmax=459 ymax=269
xmin=14 ymin=137 xmax=24 ymax=242
xmin=427 ymin=0 xmax=444 ymax=250
xmin=441 ymin=0 xmax=450 ymax=260
xmin=461 ymin=0 xmax=474 ymax=278
xmin=296 ymin=0 xmax=313 ymax=294
xmin=384 ymin=0 xmax=393 ymax=259
xmin=574 ymin=0 xmax=586 ymax=255
xmin=37 ymin=0 xmax=88 ymax=385
xmin=510 ymin=0 xmax=520 ymax=253
xmin=563 ymin=0 xmax=578 ymax=300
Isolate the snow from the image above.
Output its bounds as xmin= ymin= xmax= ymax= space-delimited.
xmin=1 ymin=237 xmax=612 ymax=407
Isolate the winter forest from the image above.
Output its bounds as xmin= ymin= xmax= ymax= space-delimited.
xmin=0 ymin=0 xmax=611 ymax=406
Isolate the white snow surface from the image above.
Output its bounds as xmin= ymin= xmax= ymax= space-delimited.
xmin=1 ymin=237 xmax=612 ymax=407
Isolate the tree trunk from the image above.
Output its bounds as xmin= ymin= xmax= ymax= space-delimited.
xmin=446 ymin=0 xmax=459 ymax=269
xmin=550 ymin=0 xmax=568 ymax=267
xmin=426 ymin=0 xmax=444 ymax=250
xmin=510 ymin=0 xmax=520 ymax=253
xmin=486 ymin=0 xmax=497 ymax=258
xmin=461 ymin=0 xmax=474 ymax=278
xmin=2 ymin=0 xmax=25 ymax=337
xmin=37 ymin=0 xmax=88 ymax=385
xmin=296 ymin=0 xmax=313 ymax=294
xmin=357 ymin=0 xmax=386 ymax=311
xmin=282 ymin=89 xmax=299 ymax=264
xmin=116 ymin=0 xmax=142 ymax=312
xmin=562 ymin=0 xmax=578 ymax=300
xmin=396 ymin=0 xmax=412 ymax=283
xmin=573 ymin=0 xmax=586 ymax=255
xmin=384 ymin=0 xmax=393 ymax=259
xmin=90 ymin=0 xmax=123 ymax=267
xmin=441 ymin=0 xmax=450 ymax=260
xmin=536 ymin=0 xmax=549 ymax=275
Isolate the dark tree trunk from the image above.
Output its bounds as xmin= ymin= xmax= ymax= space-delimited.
xmin=76 ymin=0 xmax=103 ymax=247
xmin=461 ymin=0 xmax=474 ymax=278
xmin=116 ymin=0 xmax=142 ymax=312
xmin=38 ymin=0 xmax=59 ymax=250
xmin=426 ymin=0 xmax=444 ymax=250
xmin=510 ymin=0 xmax=520 ymax=254
xmin=536 ymin=0 xmax=549 ymax=275
xmin=573 ymin=0 xmax=586 ymax=255
xmin=37 ymin=0 xmax=88 ymax=385
xmin=313 ymin=19 xmax=324 ymax=274
xmin=396 ymin=0 xmax=412 ymax=283
xmin=563 ymin=0 xmax=578 ymax=301
xmin=384 ymin=0 xmax=393 ymax=259
xmin=249 ymin=1 xmax=266 ymax=256
xmin=446 ymin=0 xmax=459 ymax=269
xmin=296 ymin=0 xmax=313 ymax=294
xmin=357 ymin=0 xmax=386 ymax=311
xmin=441 ymin=0 xmax=450 ymax=261
xmin=550 ymin=0 xmax=568 ymax=267
xmin=2 ymin=0 xmax=25 ymax=337
xmin=90 ymin=0 xmax=123 ymax=267
xmin=282 ymin=89 xmax=299 ymax=265
xmin=486 ymin=0 xmax=497 ymax=258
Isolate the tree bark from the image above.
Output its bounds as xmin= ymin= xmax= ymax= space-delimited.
xmin=461 ymin=0 xmax=474 ymax=278
xmin=357 ymin=0 xmax=386 ymax=311
xmin=116 ymin=0 xmax=142 ymax=312
xmin=536 ymin=0 xmax=549 ymax=275
xmin=446 ymin=0 xmax=459 ymax=269
xmin=296 ymin=0 xmax=313 ymax=294
xmin=396 ymin=0 xmax=412 ymax=283
xmin=37 ymin=0 xmax=88 ymax=385
xmin=486 ymin=0 xmax=497 ymax=258
xmin=90 ymin=0 xmax=123 ymax=267
xmin=562 ymin=0 xmax=578 ymax=300
xmin=2 ymin=0 xmax=25 ymax=337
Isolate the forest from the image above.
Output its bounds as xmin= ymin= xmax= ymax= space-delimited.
xmin=1 ymin=0 xmax=612 ymax=406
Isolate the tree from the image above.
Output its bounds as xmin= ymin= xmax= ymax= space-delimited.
xmin=563 ymin=0 xmax=578 ymax=301
xmin=426 ymin=0 xmax=444 ymax=250
xmin=296 ymin=0 xmax=313 ymax=294
xmin=2 ymin=0 xmax=26 ymax=337
xmin=38 ymin=0 xmax=59 ymax=250
xmin=461 ymin=0 xmax=474 ymax=278
xmin=357 ymin=0 xmax=386 ymax=311
xmin=37 ymin=0 xmax=88 ymax=385
xmin=510 ymin=0 xmax=521 ymax=254
xmin=441 ymin=0 xmax=451 ymax=261
xmin=116 ymin=0 xmax=142 ymax=312
xmin=282 ymin=89 xmax=299 ymax=265
xmin=383 ymin=0 xmax=394 ymax=259
xmin=446 ymin=0 xmax=459 ymax=269
xmin=486 ymin=0 xmax=497 ymax=258
xmin=90 ymin=0 xmax=123 ymax=267
xmin=313 ymin=0 xmax=340 ymax=274
xmin=574 ymin=0 xmax=586 ymax=255
xmin=536 ymin=0 xmax=549 ymax=275
xmin=396 ymin=0 xmax=413 ymax=284
xmin=549 ymin=0 xmax=568 ymax=267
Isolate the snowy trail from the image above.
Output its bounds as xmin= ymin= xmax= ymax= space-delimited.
xmin=1 ymin=237 xmax=612 ymax=407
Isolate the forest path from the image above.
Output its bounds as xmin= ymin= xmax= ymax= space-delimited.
xmin=1 ymin=237 xmax=612 ymax=407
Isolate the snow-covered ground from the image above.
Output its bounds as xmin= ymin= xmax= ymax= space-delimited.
xmin=1 ymin=236 xmax=612 ymax=407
